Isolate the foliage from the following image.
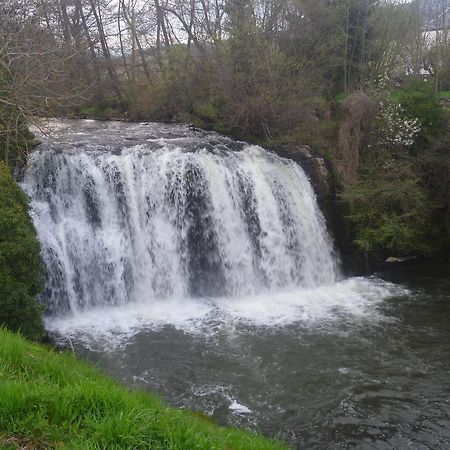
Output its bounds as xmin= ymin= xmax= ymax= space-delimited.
xmin=336 ymin=82 xmax=449 ymax=260
xmin=418 ymin=124 xmax=450 ymax=244
xmin=0 ymin=328 xmax=285 ymax=449
xmin=438 ymin=91 xmax=450 ymax=99
xmin=376 ymin=102 xmax=421 ymax=147
xmin=0 ymin=163 xmax=45 ymax=341
xmin=394 ymin=80 xmax=444 ymax=138
xmin=342 ymin=163 xmax=435 ymax=256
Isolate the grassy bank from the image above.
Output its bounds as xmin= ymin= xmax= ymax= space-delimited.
xmin=0 ymin=329 xmax=285 ymax=449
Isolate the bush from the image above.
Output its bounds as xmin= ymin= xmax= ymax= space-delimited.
xmin=342 ymin=162 xmax=435 ymax=258
xmin=0 ymin=162 xmax=45 ymax=341
xmin=395 ymin=80 xmax=444 ymax=138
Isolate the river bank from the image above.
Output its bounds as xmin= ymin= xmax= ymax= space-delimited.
xmin=0 ymin=329 xmax=285 ymax=449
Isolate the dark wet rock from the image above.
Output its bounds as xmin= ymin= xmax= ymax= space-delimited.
xmin=268 ymin=144 xmax=330 ymax=202
xmin=271 ymin=144 xmax=313 ymax=161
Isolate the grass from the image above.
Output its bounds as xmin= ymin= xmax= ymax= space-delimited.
xmin=0 ymin=329 xmax=286 ymax=449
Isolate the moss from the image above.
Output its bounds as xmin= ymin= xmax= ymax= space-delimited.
xmin=0 ymin=163 xmax=45 ymax=341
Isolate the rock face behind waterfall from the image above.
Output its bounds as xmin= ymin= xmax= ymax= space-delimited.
xmin=269 ymin=143 xmax=350 ymax=271
xmin=22 ymin=120 xmax=339 ymax=315
xmin=269 ymin=144 xmax=331 ymax=201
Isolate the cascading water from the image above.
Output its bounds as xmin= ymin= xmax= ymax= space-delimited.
xmin=23 ymin=119 xmax=338 ymax=318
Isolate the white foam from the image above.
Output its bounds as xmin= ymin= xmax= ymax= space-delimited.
xmin=229 ymin=401 xmax=252 ymax=414
xmin=45 ymin=277 xmax=405 ymax=348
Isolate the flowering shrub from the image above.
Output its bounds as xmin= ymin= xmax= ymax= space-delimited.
xmin=378 ymin=102 xmax=421 ymax=147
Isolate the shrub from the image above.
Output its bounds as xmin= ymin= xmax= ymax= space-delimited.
xmin=395 ymin=80 xmax=444 ymax=138
xmin=342 ymin=162 xmax=435 ymax=258
xmin=0 ymin=162 xmax=45 ymax=341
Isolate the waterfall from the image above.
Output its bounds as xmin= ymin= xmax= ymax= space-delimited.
xmin=22 ymin=120 xmax=338 ymax=316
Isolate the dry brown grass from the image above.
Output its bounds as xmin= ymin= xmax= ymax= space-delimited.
xmin=0 ymin=435 xmax=46 ymax=449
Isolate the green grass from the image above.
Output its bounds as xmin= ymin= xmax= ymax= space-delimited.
xmin=0 ymin=329 xmax=286 ymax=449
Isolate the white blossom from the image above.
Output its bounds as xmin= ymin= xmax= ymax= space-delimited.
xmin=377 ymin=102 xmax=421 ymax=147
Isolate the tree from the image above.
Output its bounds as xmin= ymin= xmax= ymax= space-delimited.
xmin=420 ymin=0 xmax=450 ymax=90
xmin=0 ymin=0 xmax=90 ymax=164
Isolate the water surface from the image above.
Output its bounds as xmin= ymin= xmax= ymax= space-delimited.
xmin=54 ymin=262 xmax=450 ymax=449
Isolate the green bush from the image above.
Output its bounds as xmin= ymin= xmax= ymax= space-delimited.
xmin=395 ymin=80 xmax=444 ymax=138
xmin=0 ymin=162 xmax=45 ymax=341
xmin=342 ymin=163 xmax=435 ymax=258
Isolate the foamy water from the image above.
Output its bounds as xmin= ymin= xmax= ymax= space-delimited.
xmin=45 ymin=276 xmax=405 ymax=348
